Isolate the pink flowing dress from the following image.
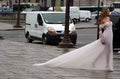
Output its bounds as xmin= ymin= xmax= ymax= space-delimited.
xmin=34 ymin=22 xmax=113 ymax=71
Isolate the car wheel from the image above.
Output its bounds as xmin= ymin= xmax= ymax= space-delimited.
xmin=85 ymin=18 xmax=89 ymax=22
xmin=26 ymin=33 xmax=33 ymax=43
xmin=42 ymin=36 xmax=48 ymax=45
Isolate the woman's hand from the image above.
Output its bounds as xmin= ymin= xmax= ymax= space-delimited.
xmin=101 ymin=38 xmax=105 ymax=45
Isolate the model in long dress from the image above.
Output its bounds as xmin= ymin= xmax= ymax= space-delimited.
xmin=34 ymin=8 xmax=113 ymax=71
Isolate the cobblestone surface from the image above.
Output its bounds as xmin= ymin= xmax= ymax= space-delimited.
xmin=0 ymin=40 xmax=120 ymax=79
xmin=0 ymin=21 xmax=120 ymax=79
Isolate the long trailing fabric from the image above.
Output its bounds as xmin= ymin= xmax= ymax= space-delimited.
xmin=34 ymin=22 xmax=113 ymax=71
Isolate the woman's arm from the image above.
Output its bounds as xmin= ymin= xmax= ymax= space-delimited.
xmin=99 ymin=24 xmax=106 ymax=44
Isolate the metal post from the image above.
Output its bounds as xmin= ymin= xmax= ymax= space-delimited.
xmin=97 ymin=0 xmax=100 ymax=39
xmin=13 ymin=0 xmax=22 ymax=28
xmin=9 ymin=0 xmax=12 ymax=8
xmin=79 ymin=0 xmax=80 ymax=7
xmin=58 ymin=0 xmax=73 ymax=48
xmin=101 ymin=0 xmax=104 ymax=6
xmin=41 ymin=0 xmax=43 ymax=6
xmin=52 ymin=0 xmax=55 ymax=11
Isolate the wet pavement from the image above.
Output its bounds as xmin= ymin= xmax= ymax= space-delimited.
xmin=0 ymin=40 xmax=120 ymax=79
xmin=0 ymin=21 xmax=120 ymax=79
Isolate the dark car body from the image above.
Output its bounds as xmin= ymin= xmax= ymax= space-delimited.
xmin=110 ymin=14 xmax=120 ymax=51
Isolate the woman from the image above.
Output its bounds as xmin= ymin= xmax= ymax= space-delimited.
xmin=34 ymin=8 xmax=113 ymax=72
xmin=97 ymin=8 xmax=113 ymax=71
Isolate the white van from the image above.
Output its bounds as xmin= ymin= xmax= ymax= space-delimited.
xmin=25 ymin=11 xmax=77 ymax=44
xmin=48 ymin=6 xmax=80 ymax=23
xmin=79 ymin=10 xmax=91 ymax=22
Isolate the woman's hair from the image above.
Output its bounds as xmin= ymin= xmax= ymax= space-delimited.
xmin=98 ymin=7 xmax=109 ymax=24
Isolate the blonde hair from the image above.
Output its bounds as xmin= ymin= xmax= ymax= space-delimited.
xmin=98 ymin=7 xmax=109 ymax=24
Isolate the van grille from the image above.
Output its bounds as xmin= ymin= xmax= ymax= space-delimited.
xmin=56 ymin=30 xmax=70 ymax=34
xmin=56 ymin=31 xmax=62 ymax=33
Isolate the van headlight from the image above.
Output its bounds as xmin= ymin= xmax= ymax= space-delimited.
xmin=69 ymin=26 xmax=76 ymax=34
xmin=47 ymin=27 xmax=57 ymax=35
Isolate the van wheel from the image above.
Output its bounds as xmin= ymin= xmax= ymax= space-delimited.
xmin=42 ymin=36 xmax=48 ymax=45
xmin=85 ymin=18 xmax=89 ymax=22
xmin=26 ymin=33 xmax=33 ymax=43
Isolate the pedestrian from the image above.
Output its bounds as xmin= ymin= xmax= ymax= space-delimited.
xmin=34 ymin=7 xmax=113 ymax=72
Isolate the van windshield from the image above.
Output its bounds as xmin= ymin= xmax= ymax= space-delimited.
xmin=42 ymin=13 xmax=72 ymax=24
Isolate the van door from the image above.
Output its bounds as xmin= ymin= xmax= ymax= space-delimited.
xmin=25 ymin=13 xmax=37 ymax=37
xmin=36 ymin=14 xmax=44 ymax=38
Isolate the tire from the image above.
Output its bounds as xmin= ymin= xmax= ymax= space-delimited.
xmin=85 ymin=18 xmax=89 ymax=22
xmin=42 ymin=36 xmax=48 ymax=45
xmin=26 ymin=33 xmax=33 ymax=43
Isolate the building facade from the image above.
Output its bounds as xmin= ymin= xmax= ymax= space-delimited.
xmin=0 ymin=0 xmax=118 ymax=8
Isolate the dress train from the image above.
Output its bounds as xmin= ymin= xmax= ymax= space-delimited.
xmin=34 ymin=22 xmax=113 ymax=71
xmin=34 ymin=39 xmax=112 ymax=71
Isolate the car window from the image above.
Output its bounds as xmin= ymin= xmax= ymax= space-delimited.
xmin=37 ymin=14 xmax=43 ymax=25
xmin=111 ymin=11 xmax=120 ymax=15
xmin=42 ymin=13 xmax=72 ymax=24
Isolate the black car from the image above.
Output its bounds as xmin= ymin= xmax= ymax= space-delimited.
xmin=110 ymin=14 xmax=120 ymax=51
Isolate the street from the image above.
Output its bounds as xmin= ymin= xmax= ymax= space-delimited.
xmin=0 ymin=20 xmax=120 ymax=79
xmin=0 ymin=19 xmax=98 ymax=48
xmin=0 ymin=28 xmax=97 ymax=48
xmin=0 ymin=0 xmax=119 ymax=79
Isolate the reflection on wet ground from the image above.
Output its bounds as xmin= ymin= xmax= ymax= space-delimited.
xmin=35 ymin=67 xmax=114 ymax=79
